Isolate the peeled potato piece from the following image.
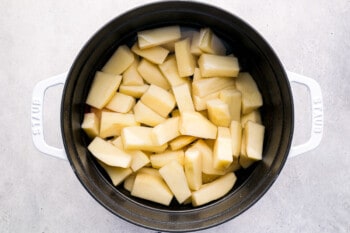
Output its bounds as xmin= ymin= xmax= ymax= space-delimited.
xmin=175 ymin=38 xmax=196 ymax=77
xmin=245 ymin=121 xmax=265 ymax=160
xmin=102 ymin=45 xmax=135 ymax=75
xmin=198 ymin=54 xmax=239 ymax=78
xmin=192 ymin=172 xmax=237 ymax=207
xmin=137 ymin=26 xmax=181 ymax=49
xmin=172 ymin=82 xmax=195 ymax=113
xmin=98 ymin=161 xmax=133 ymax=186
xmin=150 ymin=150 xmax=185 ymax=169
xmin=184 ymin=147 xmax=202 ymax=191
xmin=159 ymin=56 xmax=189 ymax=87
xmin=192 ymin=77 xmax=235 ymax=97
xmin=133 ymin=100 xmax=166 ymax=127
xmin=131 ymin=43 xmax=169 ymax=65
xmin=179 ymin=111 xmax=218 ymax=139
xmin=81 ymin=112 xmax=99 ymax=139
xmin=198 ymin=28 xmax=226 ymax=55
xmin=206 ymin=98 xmax=231 ymax=127
xmin=105 ymin=92 xmax=136 ymax=113
xmin=137 ymin=59 xmax=171 ymax=90
xmin=213 ymin=127 xmax=233 ymax=170
xmin=151 ymin=117 xmax=180 ymax=145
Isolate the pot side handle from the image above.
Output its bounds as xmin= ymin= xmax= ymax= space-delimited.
xmin=31 ymin=72 xmax=68 ymax=160
xmin=287 ymin=71 xmax=323 ymax=158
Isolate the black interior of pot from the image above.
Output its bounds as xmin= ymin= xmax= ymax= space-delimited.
xmin=61 ymin=1 xmax=293 ymax=232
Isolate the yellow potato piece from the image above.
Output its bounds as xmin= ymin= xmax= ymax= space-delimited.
xmin=98 ymin=161 xmax=133 ymax=186
xmin=129 ymin=150 xmax=150 ymax=172
xmin=140 ymin=84 xmax=176 ymax=118
xmin=213 ymin=127 xmax=233 ymax=170
xmin=87 ymin=137 xmax=132 ymax=168
xmin=179 ymin=111 xmax=217 ymax=139
xmin=235 ymin=72 xmax=263 ymax=114
xmin=172 ymin=82 xmax=195 ymax=113
xmin=241 ymin=110 xmax=262 ymax=128
xmin=230 ymin=121 xmax=242 ymax=158
xmin=122 ymin=59 xmax=145 ymax=86
xmin=198 ymin=54 xmax=239 ymax=78
xmin=137 ymin=26 xmax=181 ymax=49
xmin=219 ymin=89 xmax=242 ymax=122
xmin=150 ymin=150 xmax=184 ymax=169
xmin=151 ymin=117 xmax=180 ymax=145
xmin=99 ymin=112 xmax=139 ymax=138
xmin=184 ymin=147 xmax=202 ymax=191
xmin=245 ymin=121 xmax=265 ymax=160
xmin=192 ymin=172 xmax=237 ymax=207
xmin=159 ymin=160 xmax=192 ymax=204
xmin=159 ymin=56 xmax=190 ymax=87
xmin=133 ymin=100 xmax=166 ymax=127
xmin=85 ymin=72 xmax=122 ymax=109
xmin=119 ymin=84 xmax=149 ymax=98
xmin=131 ymin=173 xmax=173 ymax=206
xmin=198 ymin=28 xmax=226 ymax=55
xmin=192 ymin=77 xmax=235 ymax=97
xmin=121 ymin=126 xmax=168 ymax=152
xmin=131 ymin=43 xmax=169 ymax=65
xmin=169 ymin=135 xmax=197 ymax=151
xmin=102 ymin=45 xmax=134 ymax=75
xmin=175 ymin=38 xmax=196 ymax=77
xmin=206 ymin=98 xmax=231 ymax=127
xmin=137 ymin=59 xmax=171 ymax=90
xmin=105 ymin=92 xmax=136 ymax=113
xmin=81 ymin=112 xmax=99 ymax=139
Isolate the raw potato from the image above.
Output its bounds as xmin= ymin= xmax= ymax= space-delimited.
xmin=129 ymin=150 xmax=150 ymax=172
xmin=122 ymin=59 xmax=145 ymax=86
xmin=245 ymin=121 xmax=265 ymax=160
xmin=131 ymin=43 xmax=169 ymax=64
xmin=175 ymin=38 xmax=196 ymax=77
xmin=159 ymin=56 xmax=190 ymax=87
xmin=99 ymin=112 xmax=139 ymax=138
xmin=213 ymin=127 xmax=233 ymax=170
xmin=98 ymin=161 xmax=133 ymax=186
xmin=85 ymin=72 xmax=122 ymax=109
xmin=151 ymin=117 xmax=180 ymax=145
xmin=169 ymin=135 xmax=197 ymax=151
xmin=172 ymin=82 xmax=195 ymax=113
xmin=118 ymin=84 xmax=149 ymax=98
xmin=159 ymin=160 xmax=192 ymax=204
xmin=241 ymin=110 xmax=262 ymax=127
xmin=198 ymin=28 xmax=226 ymax=55
xmin=235 ymin=72 xmax=263 ymax=114
xmin=133 ymin=100 xmax=166 ymax=127
xmin=87 ymin=137 xmax=132 ymax=168
xmin=184 ymin=147 xmax=202 ymax=191
xmin=193 ymin=91 xmax=220 ymax=111
xmin=192 ymin=77 xmax=235 ymax=97
xmin=137 ymin=59 xmax=171 ymax=90
xmin=137 ymin=26 xmax=181 ymax=49
xmin=102 ymin=45 xmax=135 ymax=75
xmin=150 ymin=150 xmax=184 ymax=168
xmin=206 ymin=98 xmax=231 ymax=127
xmin=198 ymin=54 xmax=239 ymax=78
xmin=192 ymin=172 xmax=237 ymax=207
xmin=105 ymin=92 xmax=136 ymax=113
xmin=219 ymin=89 xmax=242 ymax=122
xmin=81 ymin=112 xmax=99 ymax=138
xmin=121 ymin=126 xmax=168 ymax=152
xmin=179 ymin=111 xmax=218 ymax=139
xmin=141 ymin=84 xmax=176 ymax=118
xmin=230 ymin=121 xmax=242 ymax=158
xmin=131 ymin=172 xmax=173 ymax=206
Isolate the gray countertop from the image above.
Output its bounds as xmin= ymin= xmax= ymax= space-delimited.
xmin=1 ymin=0 xmax=349 ymax=232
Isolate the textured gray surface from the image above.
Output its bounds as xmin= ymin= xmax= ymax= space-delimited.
xmin=1 ymin=0 xmax=349 ymax=232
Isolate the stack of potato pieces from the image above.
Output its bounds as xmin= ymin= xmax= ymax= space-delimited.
xmin=81 ymin=25 xmax=265 ymax=206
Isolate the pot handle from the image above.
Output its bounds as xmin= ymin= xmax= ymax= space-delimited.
xmin=287 ymin=71 xmax=323 ymax=158
xmin=31 ymin=72 xmax=68 ymax=160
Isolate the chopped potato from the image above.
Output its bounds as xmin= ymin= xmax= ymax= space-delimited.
xmin=98 ymin=161 xmax=133 ymax=186
xmin=133 ymin=100 xmax=166 ymax=127
xmin=159 ymin=56 xmax=190 ymax=86
xmin=137 ymin=59 xmax=171 ymax=90
xmin=245 ymin=121 xmax=265 ymax=160
xmin=213 ymin=127 xmax=233 ymax=170
xmin=150 ymin=150 xmax=184 ymax=168
xmin=99 ymin=112 xmax=139 ymax=138
xmin=105 ymin=92 xmax=136 ymax=113
xmin=172 ymin=82 xmax=195 ymax=113
xmin=81 ymin=112 xmax=99 ymax=139
xmin=118 ymin=84 xmax=149 ymax=98
xmin=179 ymin=111 xmax=217 ymax=139
xmin=102 ymin=45 xmax=134 ymax=75
xmin=198 ymin=54 xmax=239 ymax=78
xmin=184 ymin=147 xmax=202 ymax=191
xmin=175 ymin=38 xmax=196 ymax=77
xmin=137 ymin=26 xmax=181 ymax=49
xmin=206 ymin=98 xmax=231 ymax=127
xmin=198 ymin=28 xmax=226 ymax=55
xmin=131 ymin=43 xmax=169 ymax=65
xmin=192 ymin=77 xmax=235 ymax=97
xmin=151 ymin=117 xmax=180 ymax=145
xmin=169 ymin=135 xmax=197 ymax=151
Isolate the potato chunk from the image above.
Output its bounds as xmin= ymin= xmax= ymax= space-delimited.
xmin=245 ymin=121 xmax=265 ymax=160
xmin=192 ymin=172 xmax=237 ymax=207
xmin=122 ymin=60 xmax=144 ymax=86
xmin=137 ymin=26 xmax=181 ymax=49
xmin=119 ymin=84 xmax=149 ymax=98
xmin=198 ymin=28 xmax=226 ymax=55
xmin=241 ymin=110 xmax=262 ymax=127
xmin=137 ymin=59 xmax=170 ymax=90
xmin=133 ymin=100 xmax=166 ymax=127
xmin=219 ymin=89 xmax=242 ymax=122
xmin=230 ymin=121 xmax=242 ymax=158
xmin=81 ymin=112 xmax=99 ymax=138
xmin=150 ymin=150 xmax=184 ymax=168
xmin=98 ymin=162 xmax=133 ymax=186
xmin=151 ymin=117 xmax=180 ymax=145
xmin=192 ymin=77 xmax=235 ymax=97
xmin=102 ymin=45 xmax=134 ymax=75
xmin=206 ymin=98 xmax=231 ymax=127
xmin=131 ymin=173 xmax=173 ymax=206
xmin=99 ymin=112 xmax=139 ymax=138
xmin=184 ymin=147 xmax=202 ymax=191
xmin=159 ymin=56 xmax=190 ymax=86
xmin=213 ymin=127 xmax=233 ymax=170
xmin=105 ymin=93 xmax=136 ymax=113
xmin=140 ymin=84 xmax=176 ymax=118
xmin=172 ymin=82 xmax=195 ymax=113
xmin=131 ymin=44 xmax=169 ymax=65
xmin=159 ymin=161 xmax=192 ymax=204
xmin=85 ymin=72 xmax=122 ymax=109
xmin=175 ymin=38 xmax=196 ymax=77
xmin=87 ymin=137 xmax=132 ymax=168
xmin=169 ymin=135 xmax=197 ymax=151
xmin=198 ymin=54 xmax=239 ymax=78
xmin=121 ymin=126 xmax=168 ymax=152
xmin=235 ymin=72 xmax=263 ymax=114
xmin=179 ymin=111 xmax=217 ymax=139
